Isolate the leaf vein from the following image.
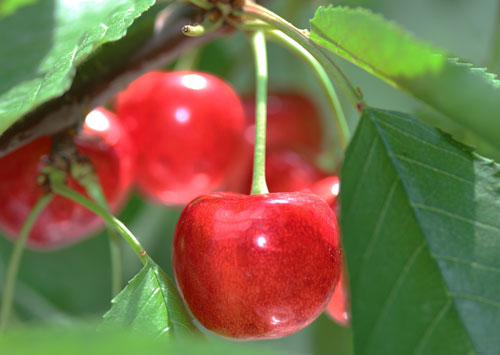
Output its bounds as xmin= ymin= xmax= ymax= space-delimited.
xmin=411 ymin=203 xmax=500 ymax=232
xmin=449 ymin=292 xmax=500 ymax=308
xmin=414 ymin=299 xmax=452 ymax=355
xmin=391 ymin=154 xmax=475 ymax=185
xmin=371 ymin=114 xmax=470 ymax=162
xmin=432 ymin=253 xmax=500 ymax=275
xmin=363 ymin=240 xmax=426 ymax=355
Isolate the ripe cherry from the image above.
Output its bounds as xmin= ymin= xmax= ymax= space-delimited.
xmin=0 ymin=108 xmax=136 ymax=249
xmin=173 ymin=192 xmax=341 ymax=339
xmin=309 ymin=175 xmax=340 ymax=213
xmin=116 ymin=71 xmax=246 ymax=206
xmin=309 ymin=176 xmax=350 ymax=326
xmin=264 ymin=148 xmax=327 ymax=193
xmin=326 ymin=264 xmax=350 ymax=327
xmin=242 ymin=92 xmax=324 ymax=154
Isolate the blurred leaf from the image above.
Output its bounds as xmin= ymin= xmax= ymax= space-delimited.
xmin=310 ymin=6 xmax=500 ymax=151
xmin=0 ymin=0 xmax=155 ymax=135
xmin=341 ymin=108 xmax=500 ymax=354
xmin=0 ymin=0 xmax=38 ymax=17
xmin=0 ymin=325 xmax=284 ymax=355
xmin=101 ymin=257 xmax=197 ymax=337
xmin=312 ymin=314 xmax=353 ymax=355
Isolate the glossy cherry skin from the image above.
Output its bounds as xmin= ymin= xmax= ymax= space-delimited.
xmin=309 ymin=176 xmax=350 ymax=326
xmin=326 ymin=263 xmax=350 ymax=327
xmin=309 ymin=175 xmax=340 ymax=213
xmin=242 ymin=91 xmax=324 ymax=154
xmin=0 ymin=108 xmax=136 ymax=249
xmin=173 ymin=192 xmax=341 ymax=339
xmin=116 ymin=71 xmax=246 ymax=206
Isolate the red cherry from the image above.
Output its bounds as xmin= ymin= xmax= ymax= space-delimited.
xmin=242 ymin=92 xmax=324 ymax=154
xmin=0 ymin=108 xmax=136 ymax=249
xmin=309 ymin=175 xmax=340 ymax=212
xmin=237 ymin=148 xmax=327 ymax=195
xmin=265 ymin=148 xmax=327 ymax=193
xmin=116 ymin=71 xmax=246 ymax=206
xmin=309 ymin=176 xmax=350 ymax=326
xmin=173 ymin=191 xmax=341 ymax=339
xmin=326 ymin=263 xmax=350 ymax=327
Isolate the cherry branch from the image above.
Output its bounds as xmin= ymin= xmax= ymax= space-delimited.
xmin=0 ymin=5 xmax=225 ymax=158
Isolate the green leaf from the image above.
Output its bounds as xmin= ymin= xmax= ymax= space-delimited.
xmin=101 ymin=257 xmax=197 ymax=337
xmin=0 ymin=0 xmax=38 ymax=18
xmin=341 ymin=108 xmax=500 ymax=355
xmin=0 ymin=325 xmax=284 ymax=355
xmin=0 ymin=0 xmax=155 ymax=135
xmin=309 ymin=6 xmax=500 ymax=152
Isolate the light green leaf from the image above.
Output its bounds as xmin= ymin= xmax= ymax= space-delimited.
xmin=101 ymin=258 xmax=197 ymax=337
xmin=0 ymin=0 xmax=38 ymax=18
xmin=310 ymin=6 xmax=500 ymax=151
xmin=0 ymin=0 xmax=155 ymax=135
xmin=341 ymin=108 xmax=500 ymax=355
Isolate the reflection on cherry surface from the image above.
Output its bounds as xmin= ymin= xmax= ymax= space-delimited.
xmin=116 ymin=71 xmax=246 ymax=206
xmin=173 ymin=191 xmax=341 ymax=339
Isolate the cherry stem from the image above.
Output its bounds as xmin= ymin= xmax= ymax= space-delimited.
xmin=250 ymin=30 xmax=270 ymax=195
xmin=0 ymin=193 xmax=54 ymax=332
xmin=240 ymin=2 xmax=364 ymax=108
xmin=50 ymin=181 xmax=147 ymax=266
xmin=267 ymin=29 xmax=350 ymax=152
xmin=72 ymin=165 xmax=123 ymax=298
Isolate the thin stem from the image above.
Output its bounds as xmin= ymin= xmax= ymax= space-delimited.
xmin=250 ymin=30 xmax=269 ymax=195
xmin=73 ymin=165 xmax=123 ymax=298
xmin=240 ymin=2 xmax=363 ymax=108
xmin=488 ymin=1 xmax=500 ymax=73
xmin=0 ymin=193 xmax=54 ymax=331
xmin=267 ymin=29 xmax=350 ymax=151
xmin=51 ymin=182 xmax=147 ymax=265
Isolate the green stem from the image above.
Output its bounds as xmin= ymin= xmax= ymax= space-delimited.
xmin=240 ymin=2 xmax=363 ymax=108
xmin=73 ymin=165 xmax=123 ymax=298
xmin=51 ymin=182 xmax=147 ymax=265
xmin=0 ymin=194 xmax=54 ymax=331
xmin=267 ymin=29 xmax=350 ymax=151
xmin=250 ymin=30 xmax=269 ymax=195
xmin=488 ymin=1 xmax=500 ymax=73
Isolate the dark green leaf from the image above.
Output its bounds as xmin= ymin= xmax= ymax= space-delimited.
xmin=101 ymin=257 xmax=197 ymax=337
xmin=0 ymin=0 xmax=155 ymax=135
xmin=341 ymin=108 xmax=500 ymax=355
xmin=310 ymin=6 xmax=500 ymax=151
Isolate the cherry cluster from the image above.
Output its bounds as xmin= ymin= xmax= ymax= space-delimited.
xmin=0 ymin=70 xmax=348 ymax=338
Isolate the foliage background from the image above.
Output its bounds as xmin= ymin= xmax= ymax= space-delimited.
xmin=0 ymin=0 xmax=498 ymax=354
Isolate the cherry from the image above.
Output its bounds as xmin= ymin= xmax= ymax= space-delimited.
xmin=242 ymin=91 xmax=324 ymax=154
xmin=0 ymin=108 xmax=136 ymax=249
xmin=309 ymin=175 xmax=340 ymax=213
xmin=264 ymin=148 xmax=327 ymax=193
xmin=326 ymin=264 xmax=350 ymax=327
xmin=309 ymin=176 xmax=350 ymax=326
xmin=116 ymin=71 xmax=246 ymax=206
xmin=223 ymin=92 xmax=325 ymax=194
xmin=173 ymin=191 xmax=341 ymax=339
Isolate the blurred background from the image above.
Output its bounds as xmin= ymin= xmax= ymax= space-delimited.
xmin=0 ymin=0 xmax=498 ymax=354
